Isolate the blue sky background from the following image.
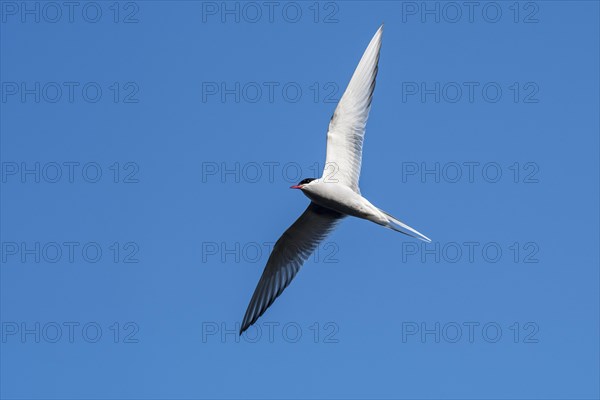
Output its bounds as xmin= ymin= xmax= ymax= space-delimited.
xmin=1 ymin=1 xmax=599 ymax=399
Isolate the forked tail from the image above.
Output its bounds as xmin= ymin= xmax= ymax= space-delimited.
xmin=378 ymin=209 xmax=431 ymax=242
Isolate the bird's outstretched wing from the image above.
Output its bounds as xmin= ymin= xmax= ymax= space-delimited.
xmin=240 ymin=203 xmax=344 ymax=334
xmin=324 ymin=25 xmax=383 ymax=193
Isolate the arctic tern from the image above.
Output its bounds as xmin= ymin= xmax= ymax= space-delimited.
xmin=240 ymin=25 xmax=430 ymax=334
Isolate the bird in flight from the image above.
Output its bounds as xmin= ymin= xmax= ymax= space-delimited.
xmin=240 ymin=25 xmax=430 ymax=334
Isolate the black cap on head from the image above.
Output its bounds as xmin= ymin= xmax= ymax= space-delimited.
xmin=298 ymin=178 xmax=316 ymax=185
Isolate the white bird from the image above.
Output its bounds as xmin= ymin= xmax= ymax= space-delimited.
xmin=240 ymin=24 xmax=430 ymax=334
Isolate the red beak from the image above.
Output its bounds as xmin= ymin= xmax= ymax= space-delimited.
xmin=290 ymin=185 xmax=302 ymax=189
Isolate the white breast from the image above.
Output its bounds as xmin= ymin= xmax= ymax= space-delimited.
xmin=301 ymin=181 xmax=384 ymax=223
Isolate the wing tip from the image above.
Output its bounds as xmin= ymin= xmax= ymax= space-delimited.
xmin=376 ymin=23 xmax=384 ymax=39
xmin=374 ymin=24 xmax=384 ymax=41
xmin=420 ymin=234 xmax=432 ymax=243
xmin=369 ymin=24 xmax=383 ymax=58
xmin=239 ymin=316 xmax=249 ymax=336
xmin=239 ymin=313 xmax=255 ymax=336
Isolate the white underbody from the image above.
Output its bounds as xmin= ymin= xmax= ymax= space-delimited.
xmin=301 ymin=180 xmax=387 ymax=226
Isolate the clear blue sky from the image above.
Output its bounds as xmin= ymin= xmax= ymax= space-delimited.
xmin=1 ymin=1 xmax=599 ymax=399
